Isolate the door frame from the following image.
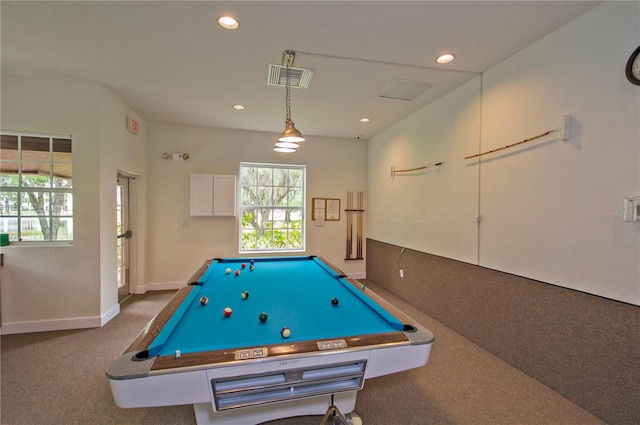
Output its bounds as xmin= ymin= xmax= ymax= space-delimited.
xmin=117 ymin=170 xmax=138 ymax=301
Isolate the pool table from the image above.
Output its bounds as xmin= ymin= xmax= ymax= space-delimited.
xmin=107 ymin=256 xmax=434 ymax=425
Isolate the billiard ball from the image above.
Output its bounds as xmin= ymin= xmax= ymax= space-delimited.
xmin=258 ymin=312 xmax=268 ymax=323
xmin=241 ymin=263 xmax=246 ymax=269
xmin=280 ymin=327 xmax=291 ymax=338
xmin=331 ymin=297 xmax=339 ymax=307
xmin=234 ymin=269 xmax=240 ymax=276
xmin=250 ymin=259 xmax=255 ymax=265
xmin=225 ymin=268 xmax=232 ymax=274
xmin=249 ymin=265 xmax=255 ymax=271
xmin=223 ymin=307 xmax=233 ymax=317
xmin=241 ymin=291 xmax=249 ymax=299
xmin=199 ymin=296 xmax=208 ymax=305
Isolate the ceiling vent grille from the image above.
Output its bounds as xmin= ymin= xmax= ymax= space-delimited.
xmin=268 ymin=64 xmax=315 ymax=89
xmin=378 ymin=79 xmax=433 ymax=100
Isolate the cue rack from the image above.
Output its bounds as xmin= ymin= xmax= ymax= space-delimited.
xmin=345 ymin=191 xmax=364 ymax=260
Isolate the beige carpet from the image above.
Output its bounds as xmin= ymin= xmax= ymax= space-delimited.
xmin=1 ymin=282 xmax=606 ymax=425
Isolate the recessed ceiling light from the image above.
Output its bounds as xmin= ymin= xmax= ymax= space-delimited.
xmin=233 ymin=104 xmax=245 ymax=110
xmin=436 ymin=53 xmax=455 ymax=64
xmin=218 ymin=16 xmax=239 ymax=30
xmin=360 ymin=118 xmax=371 ymax=123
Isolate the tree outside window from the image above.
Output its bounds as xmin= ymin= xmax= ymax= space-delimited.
xmin=240 ymin=163 xmax=304 ymax=252
xmin=0 ymin=133 xmax=73 ymax=242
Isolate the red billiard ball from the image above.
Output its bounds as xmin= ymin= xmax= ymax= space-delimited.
xmin=200 ymin=296 xmax=208 ymax=306
xmin=234 ymin=269 xmax=240 ymax=276
xmin=241 ymin=263 xmax=246 ymax=269
xmin=223 ymin=307 xmax=232 ymax=317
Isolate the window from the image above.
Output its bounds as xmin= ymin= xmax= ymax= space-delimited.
xmin=240 ymin=163 xmax=305 ymax=252
xmin=0 ymin=132 xmax=73 ymax=242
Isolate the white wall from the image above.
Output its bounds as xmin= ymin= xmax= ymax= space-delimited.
xmin=0 ymin=74 xmax=148 ymax=333
xmin=368 ymin=2 xmax=640 ymax=305
xmin=98 ymin=89 xmax=148 ymax=315
xmin=145 ymin=123 xmax=367 ymax=291
xmin=368 ymin=77 xmax=482 ymax=264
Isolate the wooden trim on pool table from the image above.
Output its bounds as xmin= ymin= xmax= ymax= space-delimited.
xmin=149 ymin=331 xmax=410 ymax=371
xmin=343 ymin=278 xmax=420 ymax=328
xmin=124 ymin=285 xmax=195 ymax=354
xmin=124 ymin=259 xmax=214 ymax=354
xmin=317 ymin=256 xmax=348 ymax=277
xmin=188 ymin=259 xmax=215 ymax=284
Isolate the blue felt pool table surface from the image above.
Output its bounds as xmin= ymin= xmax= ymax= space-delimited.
xmin=147 ymin=256 xmax=404 ymax=357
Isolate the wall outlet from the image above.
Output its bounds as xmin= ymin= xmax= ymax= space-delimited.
xmin=399 ymin=269 xmax=404 ymax=278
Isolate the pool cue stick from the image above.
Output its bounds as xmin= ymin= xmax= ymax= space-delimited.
xmin=358 ymin=191 xmax=363 ymax=258
xmin=349 ymin=191 xmax=353 ymax=259
xmin=345 ymin=191 xmax=352 ymax=259
xmin=356 ymin=191 xmax=359 ymax=259
xmin=356 ymin=191 xmax=361 ymax=258
xmin=349 ymin=191 xmax=354 ymax=259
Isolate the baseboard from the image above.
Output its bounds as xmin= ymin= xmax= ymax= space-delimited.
xmin=0 ymin=315 xmax=102 ymax=335
xmin=101 ymin=303 xmax=120 ymax=326
xmin=134 ymin=281 xmax=184 ymax=294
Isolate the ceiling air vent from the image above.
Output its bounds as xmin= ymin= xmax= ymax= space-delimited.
xmin=378 ymin=79 xmax=433 ymax=100
xmin=268 ymin=64 xmax=315 ymax=89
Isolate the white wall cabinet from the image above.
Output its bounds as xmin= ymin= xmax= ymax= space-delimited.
xmin=190 ymin=174 xmax=236 ymax=216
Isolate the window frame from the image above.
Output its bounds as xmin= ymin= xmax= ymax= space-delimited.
xmin=0 ymin=130 xmax=73 ymax=243
xmin=238 ymin=162 xmax=306 ymax=253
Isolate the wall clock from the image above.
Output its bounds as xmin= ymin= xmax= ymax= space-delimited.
xmin=625 ymin=45 xmax=640 ymax=85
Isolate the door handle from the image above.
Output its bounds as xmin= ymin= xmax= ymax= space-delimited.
xmin=117 ymin=230 xmax=133 ymax=239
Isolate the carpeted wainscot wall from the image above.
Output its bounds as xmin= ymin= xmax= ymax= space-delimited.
xmin=365 ymin=238 xmax=640 ymax=425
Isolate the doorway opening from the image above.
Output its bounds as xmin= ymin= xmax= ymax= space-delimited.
xmin=116 ymin=174 xmax=133 ymax=302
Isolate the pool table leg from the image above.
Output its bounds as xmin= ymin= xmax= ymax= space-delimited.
xmin=326 ymin=410 xmax=362 ymax=425
xmin=344 ymin=413 xmax=362 ymax=425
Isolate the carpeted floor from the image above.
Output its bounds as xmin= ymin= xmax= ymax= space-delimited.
xmin=0 ymin=282 xmax=606 ymax=425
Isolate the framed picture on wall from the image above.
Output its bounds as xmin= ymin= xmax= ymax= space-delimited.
xmin=311 ymin=198 xmax=341 ymax=221
xmin=325 ymin=199 xmax=340 ymax=220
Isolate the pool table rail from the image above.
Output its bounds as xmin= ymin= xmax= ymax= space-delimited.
xmin=113 ymin=257 xmax=434 ymax=381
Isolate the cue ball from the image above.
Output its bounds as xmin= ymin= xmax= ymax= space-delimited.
xmin=281 ymin=327 xmax=291 ymax=338
xmin=331 ymin=297 xmax=339 ymax=306
xmin=199 ymin=296 xmax=208 ymax=305
xmin=258 ymin=312 xmax=268 ymax=322
xmin=241 ymin=263 xmax=246 ymax=269
xmin=225 ymin=268 xmax=232 ymax=274
xmin=223 ymin=307 xmax=232 ymax=317
xmin=241 ymin=291 xmax=249 ymax=299
xmin=234 ymin=269 xmax=240 ymax=276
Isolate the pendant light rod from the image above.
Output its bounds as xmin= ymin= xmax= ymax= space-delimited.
xmin=278 ymin=49 xmax=305 ymax=143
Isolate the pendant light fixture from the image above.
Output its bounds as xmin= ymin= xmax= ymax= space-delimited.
xmin=274 ymin=50 xmax=304 ymax=151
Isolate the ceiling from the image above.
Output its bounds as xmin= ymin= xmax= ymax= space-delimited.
xmin=1 ymin=1 xmax=602 ymax=141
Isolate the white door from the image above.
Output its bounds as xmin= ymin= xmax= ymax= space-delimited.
xmin=116 ymin=176 xmax=132 ymax=302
